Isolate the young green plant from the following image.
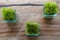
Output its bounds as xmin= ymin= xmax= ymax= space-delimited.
xmin=26 ymin=21 xmax=39 ymax=35
xmin=44 ymin=2 xmax=58 ymax=15
xmin=2 ymin=7 xmax=16 ymax=21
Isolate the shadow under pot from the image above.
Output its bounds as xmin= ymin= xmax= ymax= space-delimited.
xmin=25 ymin=21 xmax=40 ymax=36
xmin=43 ymin=2 xmax=58 ymax=18
xmin=2 ymin=7 xmax=16 ymax=23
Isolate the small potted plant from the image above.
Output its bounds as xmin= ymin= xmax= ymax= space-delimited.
xmin=25 ymin=21 xmax=40 ymax=36
xmin=2 ymin=7 xmax=16 ymax=23
xmin=43 ymin=2 xmax=58 ymax=18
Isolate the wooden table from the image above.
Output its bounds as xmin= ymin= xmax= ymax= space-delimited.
xmin=0 ymin=0 xmax=60 ymax=40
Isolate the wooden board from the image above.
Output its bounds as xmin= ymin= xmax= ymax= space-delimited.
xmin=0 ymin=0 xmax=60 ymax=40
